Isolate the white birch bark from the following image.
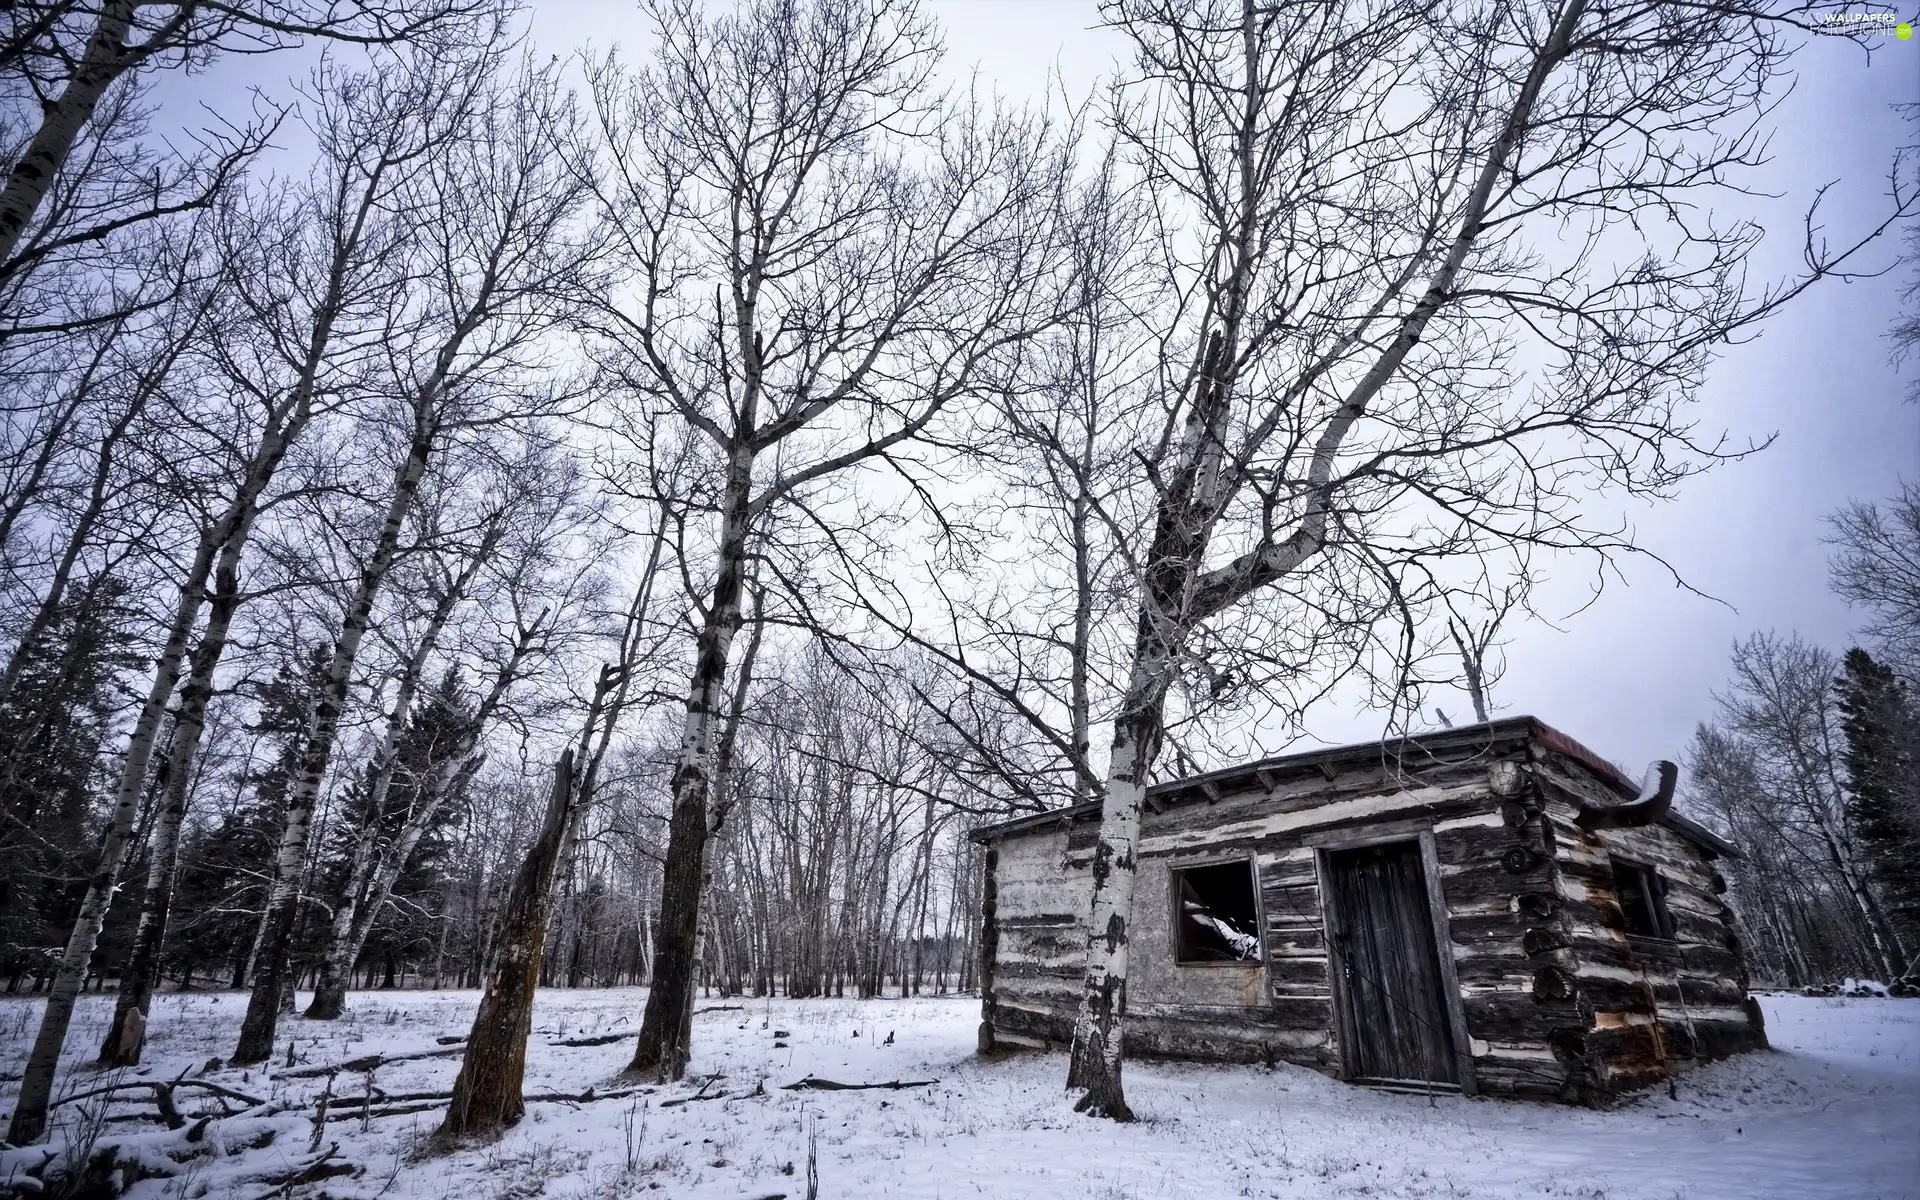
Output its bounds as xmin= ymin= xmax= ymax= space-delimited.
xmin=232 ymin=402 xmax=435 ymax=1062
xmin=0 ymin=0 xmax=141 ymax=271
xmin=1065 ymin=0 xmax=1589 ymax=1121
xmin=305 ymin=526 xmax=501 ymax=1017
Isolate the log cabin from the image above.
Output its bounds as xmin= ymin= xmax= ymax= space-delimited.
xmin=969 ymin=716 xmax=1768 ymax=1105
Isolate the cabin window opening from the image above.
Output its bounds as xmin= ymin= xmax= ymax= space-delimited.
xmin=1611 ymin=859 xmax=1673 ymax=940
xmin=1173 ymin=861 xmax=1261 ymax=963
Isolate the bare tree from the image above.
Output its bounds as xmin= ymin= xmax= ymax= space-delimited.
xmin=1703 ymin=633 xmax=1908 ymax=978
xmin=438 ymin=747 xmax=577 ymax=1137
xmin=440 ymin=556 xmax=664 ymax=1135
xmin=1058 ymin=0 xmax=1914 ymax=1119
xmin=302 ymin=434 xmax=600 ymax=1019
xmin=577 ymin=0 xmax=1066 ymax=1080
xmin=80 ymin=52 xmax=488 ymax=1063
xmin=232 ymin=47 xmax=597 ymax=1065
xmin=0 ymin=0 xmax=491 ymax=283
xmin=1444 ymin=581 xmax=1527 ymax=726
xmin=1828 ymin=482 xmax=1920 ymax=670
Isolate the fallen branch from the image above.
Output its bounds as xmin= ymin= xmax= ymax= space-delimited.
xmin=183 ymin=1079 xmax=267 ymax=1108
xmin=322 ymin=1089 xmax=450 ymax=1109
xmin=549 ymin=1032 xmax=637 ymax=1047
xmin=697 ymin=1004 xmax=746 ymax=1012
xmin=49 ymin=1077 xmax=265 ymax=1131
xmin=659 ymin=1073 xmax=728 ymax=1109
xmin=321 ymin=1085 xmax=656 ymax=1123
xmin=780 ymin=1077 xmax=936 ymax=1093
xmin=526 ymin=1086 xmax=654 ymax=1105
xmin=241 ymin=1144 xmax=357 ymax=1200
xmin=275 ymin=1046 xmax=465 ymax=1080
xmin=325 ymin=1101 xmax=447 ymax=1123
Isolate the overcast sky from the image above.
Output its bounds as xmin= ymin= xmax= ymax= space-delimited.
xmin=900 ymin=2 xmax=1918 ymax=772
xmin=168 ymin=1 xmax=1919 ymax=775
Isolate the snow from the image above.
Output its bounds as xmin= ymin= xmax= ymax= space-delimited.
xmin=3 ymin=990 xmax=1915 ymax=1199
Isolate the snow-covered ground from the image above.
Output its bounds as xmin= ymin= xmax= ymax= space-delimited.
xmin=2 ymin=988 xmax=1914 ymax=1199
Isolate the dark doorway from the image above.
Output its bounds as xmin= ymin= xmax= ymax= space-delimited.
xmin=1323 ymin=840 xmax=1459 ymax=1086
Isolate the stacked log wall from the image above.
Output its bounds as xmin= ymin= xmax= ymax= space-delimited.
xmin=984 ymin=739 xmax=1554 ymax=1082
xmin=983 ymin=824 xmax=1089 ymax=1049
xmin=1531 ymin=749 xmax=1767 ymax=1099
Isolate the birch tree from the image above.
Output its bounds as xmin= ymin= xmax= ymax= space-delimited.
xmin=1829 ymin=482 xmax=1920 ymax=670
xmin=0 ymin=0 xmax=487 ymax=286
xmin=577 ymin=0 xmax=1067 ymax=1080
xmin=1711 ymin=633 xmax=1907 ymax=976
xmin=232 ymin=49 xmax=597 ymax=1065
xmin=80 ymin=74 xmax=468 ymax=1062
xmin=1061 ymin=0 xmax=1914 ymax=1120
xmin=302 ymin=434 xmax=597 ymax=1019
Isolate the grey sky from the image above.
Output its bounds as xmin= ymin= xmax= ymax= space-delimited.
xmin=164 ymin=0 xmax=1919 ymax=775
xmin=918 ymin=2 xmax=1920 ymax=771
xmin=921 ymin=2 xmax=1914 ymax=772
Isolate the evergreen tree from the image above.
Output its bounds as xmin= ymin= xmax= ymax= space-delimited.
xmin=315 ymin=668 xmax=477 ymax=987
xmin=1835 ymin=647 xmax=1920 ymax=974
xmin=0 ymin=575 xmax=143 ymax=991
xmin=166 ymin=649 xmax=323 ymax=988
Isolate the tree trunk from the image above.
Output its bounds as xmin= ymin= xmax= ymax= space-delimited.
xmin=306 ymin=542 xmax=494 ymax=1019
xmin=0 ymin=0 xmax=137 ymax=273
xmin=439 ymin=751 xmax=575 ymax=1137
xmin=1816 ymin=814 xmax=1905 ymax=980
xmin=234 ymin=410 xmax=435 ymax=1064
xmin=1064 ymin=656 xmax=1170 ymax=1121
xmin=630 ymin=445 xmax=755 ymax=1080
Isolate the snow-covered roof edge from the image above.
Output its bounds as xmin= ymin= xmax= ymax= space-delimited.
xmin=968 ymin=715 xmax=1738 ymax=859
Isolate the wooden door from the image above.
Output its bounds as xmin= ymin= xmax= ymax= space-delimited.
xmin=1323 ymin=840 xmax=1459 ymax=1086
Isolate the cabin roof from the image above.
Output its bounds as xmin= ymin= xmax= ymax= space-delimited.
xmin=967 ymin=715 xmax=1737 ymax=858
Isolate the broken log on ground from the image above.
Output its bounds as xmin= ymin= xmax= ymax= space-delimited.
xmin=780 ymin=1077 xmax=937 ymax=1092
xmin=274 ymin=1044 xmax=466 ymax=1079
xmin=48 ymin=1077 xmax=269 ymax=1130
xmin=321 ymin=1085 xmax=658 ymax=1122
xmin=0 ymin=1106 xmax=334 ymax=1200
xmin=550 ymin=1031 xmax=638 ymax=1047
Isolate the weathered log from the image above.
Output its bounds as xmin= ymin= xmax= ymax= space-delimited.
xmin=324 ymin=1085 xmax=656 ymax=1122
xmin=47 ymin=1077 xmax=267 ymax=1131
xmin=1517 ymin=892 xmax=1559 ymax=920
xmin=1502 ymin=845 xmax=1542 ymax=873
xmin=551 ymin=1032 xmax=638 ymax=1047
xmin=275 ymin=1044 xmax=465 ymax=1080
xmin=780 ymin=1077 xmax=937 ymax=1092
xmin=1522 ymin=927 xmax=1573 ymax=957
xmin=248 ymin=1145 xmax=355 ymax=1195
xmin=327 ymin=1101 xmax=447 ymax=1123
xmin=1531 ymin=966 xmax=1574 ymax=1002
